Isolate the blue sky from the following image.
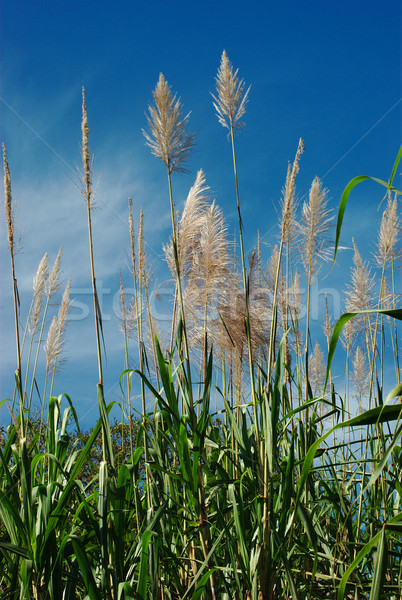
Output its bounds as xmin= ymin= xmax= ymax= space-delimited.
xmin=1 ymin=0 xmax=401 ymax=427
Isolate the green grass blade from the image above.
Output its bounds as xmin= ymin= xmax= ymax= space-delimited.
xmin=136 ymin=530 xmax=153 ymax=600
xmin=190 ymin=569 xmax=218 ymax=600
xmin=70 ymin=535 xmax=102 ymax=600
xmin=97 ymin=383 xmax=115 ymax=468
xmin=369 ymin=527 xmax=388 ymax=600
xmin=324 ymin=309 xmax=402 ymax=391
xmin=333 ymin=148 xmax=402 ymax=264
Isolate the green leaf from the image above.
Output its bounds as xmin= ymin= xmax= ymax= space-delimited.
xmin=190 ymin=569 xmax=217 ymax=600
xmin=324 ymin=309 xmax=402 ymax=391
xmin=97 ymin=384 xmax=115 ymax=468
xmin=136 ymin=530 xmax=153 ymax=600
xmin=70 ymin=535 xmax=102 ymax=600
xmin=333 ymin=145 xmax=402 ymax=264
xmin=369 ymin=527 xmax=388 ymax=600
xmin=0 ymin=540 xmax=29 ymax=559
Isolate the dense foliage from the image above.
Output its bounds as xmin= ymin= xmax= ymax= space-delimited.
xmin=1 ymin=52 xmax=401 ymax=599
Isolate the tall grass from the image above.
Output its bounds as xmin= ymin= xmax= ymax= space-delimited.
xmin=1 ymin=52 xmax=402 ymax=600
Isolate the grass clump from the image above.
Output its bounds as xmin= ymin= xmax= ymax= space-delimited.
xmin=1 ymin=51 xmax=402 ymax=600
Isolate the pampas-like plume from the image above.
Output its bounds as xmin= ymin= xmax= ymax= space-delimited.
xmin=299 ymin=177 xmax=332 ymax=280
xmin=48 ymin=246 xmax=63 ymax=298
xmin=143 ymin=73 xmax=195 ymax=174
xmin=81 ymin=88 xmax=92 ymax=205
xmin=118 ymin=271 xmax=136 ymax=339
xmin=341 ymin=319 xmax=356 ymax=352
xmin=81 ymin=89 xmax=104 ymax=389
xmin=280 ymin=138 xmax=305 ymax=244
xmin=308 ymin=341 xmax=326 ymax=396
xmin=345 ymin=240 xmax=375 ymax=314
xmin=184 ymin=201 xmax=231 ymax=345
xmin=45 ymin=316 xmax=59 ymax=375
xmin=128 ymin=197 xmax=136 ymax=277
xmin=212 ymin=50 xmax=250 ymax=130
xmin=165 ymin=170 xmax=232 ymax=354
xmin=3 ymin=144 xmax=24 ymax=437
xmin=322 ymin=294 xmax=334 ymax=346
xmin=265 ymin=245 xmax=285 ymax=313
xmin=33 ymin=253 xmax=49 ymax=298
xmin=165 ymin=169 xmax=211 ymax=278
xmin=343 ymin=240 xmax=375 ymax=346
xmin=30 ymin=253 xmax=49 ymax=336
xmin=45 ymin=278 xmax=71 ymax=374
xmin=3 ymin=144 xmax=15 ymax=255
xmin=352 ymin=346 xmax=369 ymax=412
xmin=138 ymin=206 xmax=152 ymax=290
xmin=376 ymin=191 xmax=400 ymax=268
xmin=289 ymin=270 xmax=302 ymax=321
xmin=218 ymin=251 xmax=270 ymax=360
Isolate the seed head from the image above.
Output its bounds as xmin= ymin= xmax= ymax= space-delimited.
xmin=308 ymin=341 xmax=326 ymax=395
xmin=48 ymin=246 xmax=63 ymax=298
xmin=45 ymin=278 xmax=71 ymax=374
xmin=81 ymin=88 xmax=92 ymax=204
xmin=3 ymin=144 xmax=15 ymax=255
xmin=345 ymin=240 xmax=375 ymax=313
xmin=143 ymin=73 xmax=195 ymax=173
xmin=376 ymin=191 xmax=400 ymax=267
xmin=352 ymin=345 xmax=369 ymax=412
xmin=280 ymin=138 xmax=305 ymax=244
xmin=30 ymin=253 xmax=49 ymax=336
xmin=299 ymin=176 xmax=332 ymax=279
xmin=212 ymin=50 xmax=250 ymax=131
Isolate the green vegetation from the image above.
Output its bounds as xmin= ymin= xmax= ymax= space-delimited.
xmin=1 ymin=52 xmax=401 ymax=599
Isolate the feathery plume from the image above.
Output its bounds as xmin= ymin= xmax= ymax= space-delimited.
xmin=3 ymin=144 xmax=23 ymax=424
xmin=265 ymin=245 xmax=285 ymax=311
xmin=45 ymin=279 xmax=71 ymax=374
xmin=308 ymin=341 xmax=326 ymax=396
xmin=165 ymin=171 xmax=232 ymax=354
xmin=247 ymin=250 xmax=270 ymax=351
xmin=45 ymin=316 xmax=59 ymax=375
xmin=118 ymin=271 xmax=136 ymax=338
xmin=119 ymin=270 xmax=128 ymax=338
xmin=143 ymin=73 xmax=195 ymax=174
xmin=382 ymin=278 xmax=396 ymax=310
xmin=299 ymin=176 xmax=332 ymax=280
xmin=3 ymin=144 xmax=15 ymax=255
xmin=138 ymin=206 xmax=151 ymax=289
xmin=280 ymin=138 xmax=305 ymax=244
xmin=212 ymin=50 xmax=250 ymax=130
xmin=341 ymin=319 xmax=356 ymax=352
xmin=376 ymin=191 xmax=400 ymax=268
xmin=343 ymin=240 xmax=375 ymax=348
xmin=322 ymin=293 xmax=334 ymax=346
xmin=289 ymin=270 xmax=302 ymax=321
xmin=48 ymin=246 xmax=63 ymax=298
xmin=352 ymin=346 xmax=369 ymax=412
xmin=184 ymin=200 xmax=231 ymax=327
xmin=345 ymin=240 xmax=375 ymax=314
xmin=33 ymin=253 xmax=49 ymax=298
xmin=164 ymin=169 xmax=211 ymax=277
xmin=218 ymin=250 xmax=270 ymax=360
xmin=30 ymin=253 xmax=49 ymax=336
xmin=128 ymin=198 xmax=137 ymax=277
xmin=81 ymin=87 xmax=92 ymax=205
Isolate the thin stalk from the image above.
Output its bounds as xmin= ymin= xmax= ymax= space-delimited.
xmin=3 ymin=144 xmax=25 ymax=439
xmin=129 ymin=198 xmax=150 ymax=492
xmin=167 ymin=168 xmax=193 ymax=410
xmin=230 ymin=128 xmax=258 ymax=445
xmin=391 ymin=258 xmax=400 ymax=385
xmin=86 ymin=201 xmax=103 ymax=386
xmin=82 ymin=89 xmax=106 ymax=464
